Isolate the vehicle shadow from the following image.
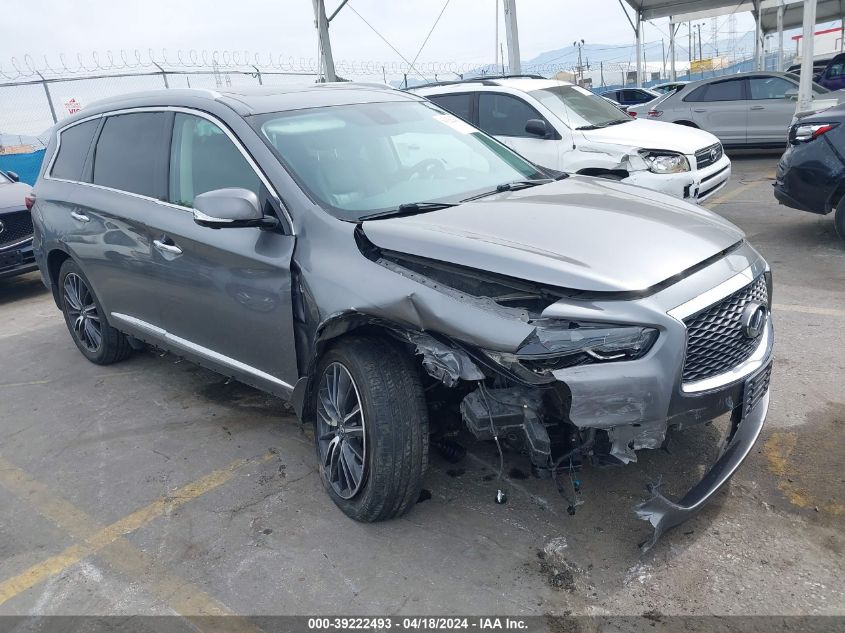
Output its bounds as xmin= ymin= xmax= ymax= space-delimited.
xmin=0 ymin=272 xmax=48 ymax=305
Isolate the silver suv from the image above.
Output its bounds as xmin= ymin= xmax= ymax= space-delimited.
xmin=32 ymin=85 xmax=773 ymax=550
xmin=629 ymin=71 xmax=843 ymax=147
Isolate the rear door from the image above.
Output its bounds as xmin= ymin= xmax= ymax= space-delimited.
xmin=66 ymin=112 xmax=168 ymax=330
xmin=747 ymin=75 xmax=800 ymax=145
xmin=143 ymin=110 xmax=298 ymax=393
xmin=476 ymin=92 xmax=560 ymax=170
xmin=686 ymin=78 xmax=748 ymax=145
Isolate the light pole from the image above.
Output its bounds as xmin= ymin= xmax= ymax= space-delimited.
xmin=573 ymin=39 xmax=588 ymax=85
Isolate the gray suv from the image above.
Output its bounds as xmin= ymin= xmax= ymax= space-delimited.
xmin=32 ymin=85 xmax=773 ymax=549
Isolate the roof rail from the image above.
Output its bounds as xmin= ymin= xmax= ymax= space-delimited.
xmin=406 ymin=73 xmax=547 ymax=90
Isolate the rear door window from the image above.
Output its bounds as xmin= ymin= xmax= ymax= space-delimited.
xmin=826 ymin=61 xmax=845 ymax=79
xmin=169 ymin=113 xmax=261 ymax=208
xmin=478 ymin=92 xmax=546 ymax=138
xmin=428 ymin=93 xmax=473 ymax=123
xmin=51 ymin=119 xmax=99 ymax=182
xmin=93 ymin=112 xmax=169 ymax=198
xmin=690 ymin=79 xmax=745 ymax=102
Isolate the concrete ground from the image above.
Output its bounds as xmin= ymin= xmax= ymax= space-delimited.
xmin=0 ymin=155 xmax=843 ymax=621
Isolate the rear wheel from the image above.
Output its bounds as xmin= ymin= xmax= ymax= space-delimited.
xmin=58 ymin=259 xmax=131 ymax=365
xmin=835 ymin=198 xmax=845 ymax=241
xmin=312 ymin=335 xmax=428 ymax=522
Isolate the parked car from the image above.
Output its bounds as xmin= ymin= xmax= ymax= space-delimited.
xmin=786 ymin=56 xmax=835 ymax=80
xmin=412 ymin=77 xmax=731 ymax=202
xmin=639 ymin=72 xmax=844 ymax=148
xmin=33 ymin=86 xmax=773 ymax=550
xmin=815 ymin=52 xmax=845 ymax=91
xmin=0 ymin=169 xmax=37 ymax=280
xmin=774 ymin=103 xmax=845 ymax=239
xmin=650 ymin=81 xmax=688 ymax=95
xmin=599 ymin=87 xmax=660 ymax=106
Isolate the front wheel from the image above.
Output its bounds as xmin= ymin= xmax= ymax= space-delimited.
xmin=312 ymin=335 xmax=429 ymax=522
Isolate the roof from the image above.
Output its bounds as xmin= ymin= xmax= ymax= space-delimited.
xmin=670 ymin=0 xmax=845 ymax=35
xmin=622 ymin=0 xmax=746 ymax=20
xmin=79 ymin=82 xmax=417 ymax=120
xmin=412 ymin=77 xmax=572 ymax=96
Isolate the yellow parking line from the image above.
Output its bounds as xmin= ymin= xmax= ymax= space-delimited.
xmin=0 ymin=452 xmax=273 ymax=616
xmin=774 ymin=303 xmax=845 ymax=318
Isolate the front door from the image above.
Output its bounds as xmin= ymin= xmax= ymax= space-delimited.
xmin=477 ymin=92 xmax=561 ymax=171
xmin=747 ymin=75 xmax=801 ymax=145
xmin=144 ymin=111 xmax=298 ymax=393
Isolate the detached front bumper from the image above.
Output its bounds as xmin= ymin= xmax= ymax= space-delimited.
xmin=636 ymin=362 xmax=771 ymax=551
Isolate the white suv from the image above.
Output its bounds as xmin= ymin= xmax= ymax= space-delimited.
xmin=412 ymin=77 xmax=731 ymax=203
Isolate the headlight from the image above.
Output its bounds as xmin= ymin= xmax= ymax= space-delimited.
xmin=639 ymin=151 xmax=690 ymax=174
xmin=513 ymin=319 xmax=658 ymax=372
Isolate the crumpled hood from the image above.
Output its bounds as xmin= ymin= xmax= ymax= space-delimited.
xmin=578 ymin=118 xmax=720 ymax=154
xmin=0 ymin=182 xmax=32 ymax=212
xmin=361 ymin=177 xmax=744 ymax=294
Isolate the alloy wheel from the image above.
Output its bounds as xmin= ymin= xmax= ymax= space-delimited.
xmin=63 ymin=273 xmax=102 ymax=353
xmin=316 ymin=362 xmax=366 ymax=499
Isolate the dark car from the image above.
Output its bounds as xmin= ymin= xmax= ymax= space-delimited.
xmin=599 ymin=87 xmax=660 ymax=106
xmin=32 ymin=86 xmax=773 ymax=550
xmin=774 ymin=103 xmax=845 ymax=239
xmin=815 ymin=52 xmax=845 ymax=91
xmin=0 ymin=169 xmax=37 ymax=279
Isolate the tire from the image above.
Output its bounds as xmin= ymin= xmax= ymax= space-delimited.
xmin=312 ymin=335 xmax=429 ymax=522
xmin=835 ymin=198 xmax=845 ymax=241
xmin=58 ymin=259 xmax=132 ymax=365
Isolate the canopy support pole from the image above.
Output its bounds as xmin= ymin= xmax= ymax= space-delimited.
xmin=797 ymin=0 xmax=818 ymax=116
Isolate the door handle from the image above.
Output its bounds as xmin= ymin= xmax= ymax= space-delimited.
xmin=750 ymin=105 xmax=765 ymax=110
xmin=153 ymin=239 xmax=183 ymax=256
xmin=70 ymin=211 xmax=90 ymax=223
xmin=693 ymin=108 xmax=707 ymax=113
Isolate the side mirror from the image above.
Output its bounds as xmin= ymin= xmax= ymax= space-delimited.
xmin=525 ymin=119 xmax=549 ymax=138
xmin=5 ymin=171 xmax=19 ymax=182
xmin=192 ymin=188 xmax=278 ymax=230
xmin=784 ymin=88 xmax=799 ymax=100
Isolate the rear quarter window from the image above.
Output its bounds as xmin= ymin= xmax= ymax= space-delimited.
xmin=50 ymin=119 xmax=99 ymax=181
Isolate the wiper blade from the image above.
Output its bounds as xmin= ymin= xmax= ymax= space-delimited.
xmin=461 ymin=178 xmax=552 ymax=202
xmin=361 ymin=201 xmax=457 ymax=220
xmin=575 ymin=124 xmax=604 ymax=130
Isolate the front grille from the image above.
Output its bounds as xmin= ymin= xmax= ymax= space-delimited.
xmin=695 ymin=142 xmax=723 ymax=169
xmin=0 ymin=210 xmax=34 ymax=248
xmin=682 ymin=275 xmax=768 ymax=383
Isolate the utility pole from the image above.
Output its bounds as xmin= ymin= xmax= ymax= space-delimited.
xmin=797 ymin=0 xmax=818 ymax=116
xmin=494 ymin=0 xmax=499 ymax=73
xmin=688 ymin=21 xmax=693 ymax=62
xmin=502 ymin=0 xmax=521 ymax=75
xmin=312 ymin=0 xmax=337 ymax=82
xmin=661 ymin=38 xmax=666 ymax=79
xmin=669 ymin=21 xmax=677 ymax=81
xmin=695 ymin=23 xmax=704 ymax=63
xmin=574 ymin=39 xmax=587 ymax=85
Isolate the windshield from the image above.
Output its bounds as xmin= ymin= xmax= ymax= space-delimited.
xmin=529 ymin=85 xmax=630 ymax=130
xmin=254 ymin=101 xmax=544 ymax=220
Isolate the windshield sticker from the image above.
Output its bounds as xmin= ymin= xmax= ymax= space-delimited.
xmin=433 ymin=113 xmax=476 ymax=134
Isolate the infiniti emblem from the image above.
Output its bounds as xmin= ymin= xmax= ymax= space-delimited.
xmin=740 ymin=301 xmax=767 ymax=339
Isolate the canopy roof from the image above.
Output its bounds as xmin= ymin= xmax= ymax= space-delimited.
xmin=668 ymin=0 xmax=845 ymax=35
xmin=621 ymin=0 xmax=754 ymax=21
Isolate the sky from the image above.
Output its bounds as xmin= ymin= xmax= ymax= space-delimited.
xmin=0 ymin=0 xmax=758 ymax=76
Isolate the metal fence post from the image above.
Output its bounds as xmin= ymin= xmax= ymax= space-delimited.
xmin=152 ymin=62 xmax=170 ymax=88
xmin=36 ymin=72 xmax=58 ymax=124
xmin=251 ymin=65 xmax=263 ymax=85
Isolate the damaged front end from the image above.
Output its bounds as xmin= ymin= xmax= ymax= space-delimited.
xmin=308 ymin=223 xmax=772 ymax=552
